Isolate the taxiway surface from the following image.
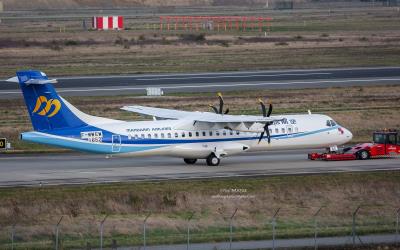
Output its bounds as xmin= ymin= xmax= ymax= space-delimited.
xmin=1 ymin=67 xmax=400 ymax=98
xmin=0 ymin=150 xmax=399 ymax=187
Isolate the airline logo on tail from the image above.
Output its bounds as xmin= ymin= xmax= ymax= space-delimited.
xmin=32 ymin=96 xmax=61 ymax=118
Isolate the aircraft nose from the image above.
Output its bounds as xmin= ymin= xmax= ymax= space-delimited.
xmin=345 ymin=128 xmax=353 ymax=141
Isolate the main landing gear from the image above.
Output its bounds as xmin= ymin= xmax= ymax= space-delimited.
xmin=183 ymin=158 xmax=197 ymax=164
xmin=206 ymin=153 xmax=220 ymax=166
xmin=183 ymin=154 xmax=221 ymax=166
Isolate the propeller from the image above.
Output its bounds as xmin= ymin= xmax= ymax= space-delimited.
xmin=258 ymin=98 xmax=273 ymax=117
xmin=258 ymin=98 xmax=273 ymax=144
xmin=209 ymin=92 xmax=229 ymax=114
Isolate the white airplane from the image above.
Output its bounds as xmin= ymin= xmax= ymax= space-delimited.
xmin=8 ymin=70 xmax=353 ymax=166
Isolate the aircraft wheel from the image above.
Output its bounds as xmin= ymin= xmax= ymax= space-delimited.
xmin=206 ymin=154 xmax=220 ymax=166
xmin=357 ymin=150 xmax=370 ymax=160
xmin=184 ymin=158 xmax=197 ymax=165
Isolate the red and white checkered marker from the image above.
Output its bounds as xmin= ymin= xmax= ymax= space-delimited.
xmin=92 ymin=16 xmax=124 ymax=30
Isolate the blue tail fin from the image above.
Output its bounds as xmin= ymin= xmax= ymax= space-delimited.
xmin=14 ymin=70 xmax=87 ymax=131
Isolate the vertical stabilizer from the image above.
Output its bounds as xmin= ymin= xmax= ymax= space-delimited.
xmin=12 ymin=70 xmax=87 ymax=131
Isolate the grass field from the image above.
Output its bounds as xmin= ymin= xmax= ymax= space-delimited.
xmin=0 ymin=171 xmax=399 ymax=249
xmin=0 ymin=6 xmax=400 ymax=77
xmin=0 ymin=85 xmax=399 ymax=152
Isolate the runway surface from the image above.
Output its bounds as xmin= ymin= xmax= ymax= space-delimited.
xmin=1 ymin=67 xmax=400 ymax=98
xmin=0 ymin=150 xmax=399 ymax=187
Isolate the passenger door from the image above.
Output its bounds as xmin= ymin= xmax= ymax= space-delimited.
xmin=112 ymin=134 xmax=121 ymax=153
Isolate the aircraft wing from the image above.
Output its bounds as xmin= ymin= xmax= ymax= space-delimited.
xmin=122 ymin=105 xmax=285 ymax=131
xmin=121 ymin=105 xmax=196 ymax=119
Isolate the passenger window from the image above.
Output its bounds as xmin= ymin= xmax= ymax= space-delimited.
xmin=281 ymin=128 xmax=285 ymax=134
xmin=288 ymin=127 xmax=292 ymax=133
xmin=167 ymin=133 xmax=172 ymax=138
xmin=161 ymin=133 xmax=165 ymax=139
xmin=148 ymin=134 xmax=151 ymax=138
xmin=216 ymin=131 xmax=220 ymax=136
xmin=202 ymin=131 xmax=206 ymax=136
xmin=295 ymin=127 xmax=298 ymax=133
xmin=188 ymin=132 xmax=192 ymax=137
xmin=196 ymin=132 xmax=199 ymax=137
xmin=141 ymin=134 xmax=145 ymax=139
xmin=209 ymin=131 xmax=213 ymax=136
xmin=275 ymin=128 xmax=279 ymax=134
xmin=154 ymin=133 xmax=158 ymax=139
xmin=223 ymin=130 xmax=227 ymax=136
xmin=236 ymin=131 xmax=240 ymax=135
xmin=330 ymin=120 xmax=337 ymax=126
xmin=230 ymin=130 xmax=233 ymax=135
xmin=175 ymin=133 xmax=179 ymax=138
xmin=182 ymin=132 xmax=186 ymax=138
xmin=134 ymin=134 xmax=139 ymax=139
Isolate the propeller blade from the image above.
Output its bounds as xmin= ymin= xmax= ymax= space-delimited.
xmin=224 ymin=108 xmax=229 ymax=114
xmin=267 ymin=103 xmax=273 ymax=117
xmin=258 ymin=131 xmax=265 ymax=144
xmin=209 ymin=104 xmax=218 ymax=114
xmin=266 ymin=125 xmax=271 ymax=144
xmin=217 ymin=92 xmax=224 ymax=114
xmin=258 ymin=98 xmax=266 ymax=117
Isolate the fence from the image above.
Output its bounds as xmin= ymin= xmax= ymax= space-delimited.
xmin=159 ymin=16 xmax=272 ymax=33
xmin=0 ymin=205 xmax=399 ymax=249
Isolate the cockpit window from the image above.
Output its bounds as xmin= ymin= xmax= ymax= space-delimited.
xmin=326 ymin=120 xmax=337 ymax=127
xmin=326 ymin=120 xmax=331 ymax=127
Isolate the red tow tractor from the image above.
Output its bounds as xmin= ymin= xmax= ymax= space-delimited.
xmin=309 ymin=129 xmax=400 ymax=161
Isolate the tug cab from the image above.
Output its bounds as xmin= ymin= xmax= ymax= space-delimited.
xmin=371 ymin=130 xmax=400 ymax=156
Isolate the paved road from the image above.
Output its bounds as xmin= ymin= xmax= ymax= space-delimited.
xmin=0 ymin=150 xmax=399 ymax=187
xmin=110 ymin=234 xmax=399 ymax=250
xmin=1 ymin=67 xmax=400 ymax=98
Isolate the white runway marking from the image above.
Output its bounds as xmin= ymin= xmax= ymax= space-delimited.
xmin=51 ymin=66 xmax=400 ymax=80
xmin=136 ymin=72 xmax=331 ymax=80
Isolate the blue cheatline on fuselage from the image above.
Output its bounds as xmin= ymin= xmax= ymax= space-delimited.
xmin=21 ymin=125 xmax=339 ymax=154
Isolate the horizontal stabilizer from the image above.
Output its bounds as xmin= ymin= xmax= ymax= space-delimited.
xmin=5 ymin=76 xmax=19 ymax=83
xmin=25 ymin=78 xmax=58 ymax=85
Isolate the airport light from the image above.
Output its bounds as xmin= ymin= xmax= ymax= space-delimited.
xmin=55 ymin=216 xmax=63 ymax=250
xmin=143 ymin=212 xmax=151 ymax=250
xmin=229 ymin=208 xmax=238 ymax=250
xmin=186 ymin=211 xmax=195 ymax=250
xmin=99 ymin=214 xmax=108 ymax=250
